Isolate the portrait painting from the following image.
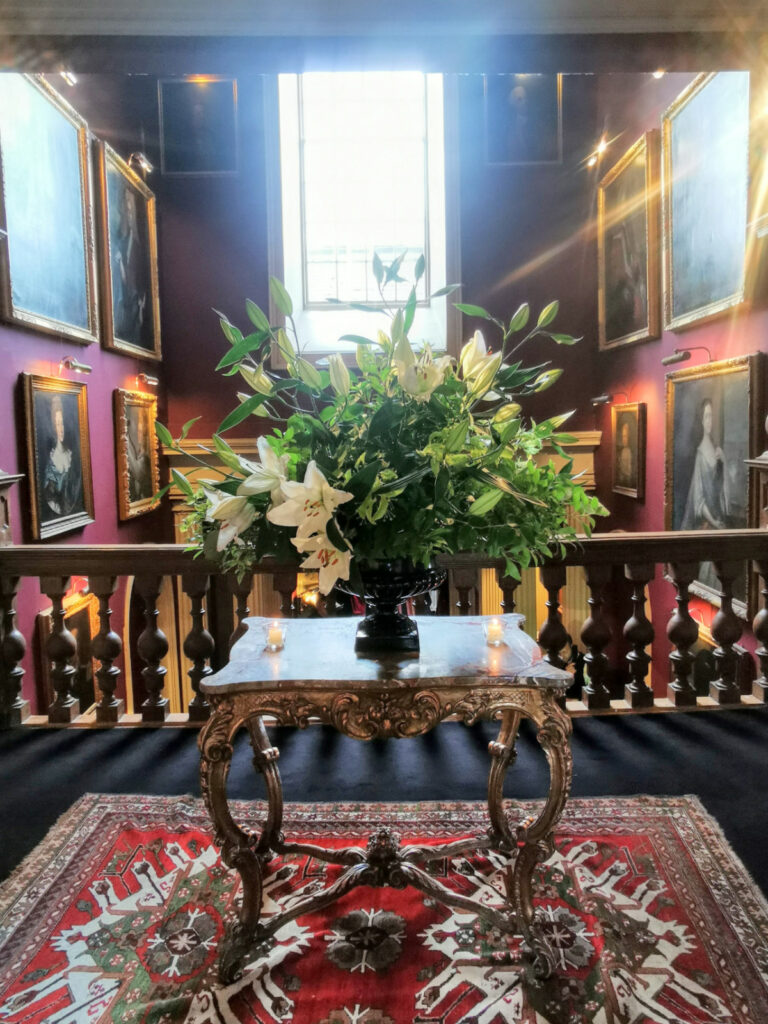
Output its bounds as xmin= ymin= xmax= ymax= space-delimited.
xmin=0 ymin=74 xmax=98 ymax=344
xmin=23 ymin=374 xmax=95 ymax=540
xmin=611 ymin=402 xmax=646 ymax=500
xmin=662 ymin=72 xmax=750 ymax=331
xmin=598 ymin=132 xmax=660 ymax=350
xmin=95 ymin=142 xmax=161 ymax=360
xmin=484 ymin=74 xmax=562 ymax=166
xmin=665 ymin=354 xmax=764 ymax=615
xmin=114 ymin=389 xmax=160 ymax=520
xmin=159 ymin=78 xmax=238 ymax=175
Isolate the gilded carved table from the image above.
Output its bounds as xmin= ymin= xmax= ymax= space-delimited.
xmin=198 ymin=614 xmax=573 ymax=984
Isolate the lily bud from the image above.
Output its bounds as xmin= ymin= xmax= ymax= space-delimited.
xmin=328 ymin=353 xmax=350 ymax=396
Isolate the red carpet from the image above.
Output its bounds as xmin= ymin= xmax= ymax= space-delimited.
xmin=0 ymin=794 xmax=767 ymax=1023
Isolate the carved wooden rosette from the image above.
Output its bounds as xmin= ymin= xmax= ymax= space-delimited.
xmin=0 ymin=575 xmax=29 ymax=726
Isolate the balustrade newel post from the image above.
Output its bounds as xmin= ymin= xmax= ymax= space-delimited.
xmin=90 ymin=575 xmax=124 ymax=723
xmin=182 ymin=572 xmax=214 ymax=722
xmin=0 ymin=575 xmax=29 ymax=727
xmin=623 ymin=563 xmax=655 ymax=708
xmin=135 ymin=574 xmax=169 ymax=722
xmin=752 ymin=559 xmax=768 ymax=703
xmin=41 ymin=575 xmax=79 ymax=723
xmin=537 ymin=565 xmax=569 ymax=670
xmin=229 ymin=573 xmax=254 ymax=651
xmin=580 ymin=564 xmax=612 ymax=710
xmin=495 ymin=569 xmax=520 ymax=616
xmin=710 ymin=560 xmax=743 ymax=705
xmin=665 ymin=562 xmax=699 ymax=707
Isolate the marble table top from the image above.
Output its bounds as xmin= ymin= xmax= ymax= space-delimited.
xmin=202 ymin=615 xmax=572 ymax=695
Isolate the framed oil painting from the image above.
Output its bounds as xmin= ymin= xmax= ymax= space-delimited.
xmin=23 ymin=373 xmax=95 ymax=540
xmin=95 ymin=141 xmax=161 ymax=360
xmin=484 ymin=74 xmax=562 ymax=166
xmin=0 ymin=74 xmax=99 ymax=344
xmin=158 ymin=77 xmax=238 ymax=175
xmin=665 ymin=353 xmax=765 ymax=617
xmin=114 ymin=389 xmax=160 ymax=520
xmin=598 ymin=132 xmax=660 ymax=350
xmin=611 ymin=402 xmax=646 ymax=499
xmin=662 ymin=72 xmax=750 ymax=331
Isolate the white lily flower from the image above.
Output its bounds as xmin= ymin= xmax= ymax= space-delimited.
xmin=205 ymin=491 xmax=256 ymax=550
xmin=237 ymin=436 xmax=289 ymax=504
xmin=292 ymin=532 xmax=352 ymax=594
xmin=394 ymin=340 xmax=451 ymax=404
xmin=267 ymin=460 xmax=353 ymax=539
xmin=328 ymin=353 xmax=350 ymax=396
xmin=459 ymin=330 xmax=488 ymax=379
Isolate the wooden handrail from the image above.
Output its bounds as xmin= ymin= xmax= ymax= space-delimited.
xmin=2 ymin=529 xmax=767 ymax=576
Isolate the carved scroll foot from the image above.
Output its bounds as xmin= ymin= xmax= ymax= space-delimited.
xmin=218 ymin=919 xmax=269 ymax=985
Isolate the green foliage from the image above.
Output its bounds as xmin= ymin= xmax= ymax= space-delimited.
xmin=158 ymin=254 xmax=606 ymax=582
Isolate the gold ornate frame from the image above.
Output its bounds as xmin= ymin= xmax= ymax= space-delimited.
xmin=483 ymin=74 xmax=563 ymax=167
xmin=611 ymin=401 xmax=646 ymax=500
xmin=114 ymin=388 xmax=160 ymax=521
xmin=664 ymin=353 xmax=765 ymax=617
xmin=23 ymin=373 xmax=95 ymax=540
xmin=0 ymin=75 xmax=99 ymax=345
xmin=158 ymin=77 xmax=239 ymax=176
xmin=95 ymin=141 xmax=162 ymax=360
xmin=661 ymin=72 xmax=751 ymax=332
xmin=598 ymin=131 xmax=660 ymax=350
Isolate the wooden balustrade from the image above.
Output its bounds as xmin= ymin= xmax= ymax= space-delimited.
xmin=1 ymin=530 xmax=768 ymax=728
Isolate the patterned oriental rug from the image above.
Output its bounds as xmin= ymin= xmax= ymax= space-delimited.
xmin=1 ymin=796 xmax=767 ymax=1024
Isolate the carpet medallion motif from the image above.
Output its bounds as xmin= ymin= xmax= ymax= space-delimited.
xmin=0 ymin=795 xmax=766 ymax=1023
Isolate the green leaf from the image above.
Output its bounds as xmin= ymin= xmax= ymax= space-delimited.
xmin=218 ymin=318 xmax=243 ymax=346
xmin=171 ymin=468 xmax=194 ymax=498
xmin=455 ymin=302 xmax=492 ymax=319
xmin=537 ymin=300 xmax=559 ymax=328
xmin=375 ymin=465 xmax=430 ymax=494
xmin=217 ymin=395 xmax=267 ymax=433
xmin=155 ymin=421 xmax=173 ymax=448
xmin=346 ymin=461 xmax=380 ymax=500
xmin=215 ymin=331 xmax=270 ymax=370
xmin=508 ymin=303 xmax=530 ymax=332
xmin=469 ymin=489 xmax=504 ymax=516
xmin=372 ymin=251 xmax=385 ymax=285
xmin=443 ymin=418 xmax=469 ymax=453
xmin=434 ymin=466 xmax=449 ymax=503
xmin=431 ymin=284 xmax=461 ymax=298
xmin=325 ymin=516 xmax=350 ymax=553
xmin=549 ymin=332 xmax=580 ymax=345
xmin=384 ymin=251 xmax=406 ymax=284
xmin=269 ymin=276 xmax=293 ymax=316
xmin=339 ymin=334 xmax=377 ymax=345
xmin=477 ymin=469 xmax=548 ymax=507
xmin=180 ymin=416 xmax=201 ymax=441
xmin=403 ymin=287 xmax=417 ymax=335
xmin=212 ymin=433 xmax=246 ymax=472
xmin=245 ymin=299 xmax=270 ymax=332
xmin=414 ymin=253 xmax=426 ymax=282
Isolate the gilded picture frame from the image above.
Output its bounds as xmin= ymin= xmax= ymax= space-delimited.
xmin=611 ymin=402 xmax=646 ymax=500
xmin=0 ymin=74 xmax=99 ymax=345
xmin=114 ymin=388 xmax=160 ymax=521
xmin=95 ymin=141 xmax=162 ymax=360
xmin=662 ymin=72 xmax=751 ymax=332
xmin=158 ymin=77 xmax=239 ymax=176
xmin=664 ymin=353 xmax=764 ymax=617
xmin=23 ymin=373 xmax=95 ymax=540
xmin=598 ymin=132 xmax=660 ymax=350
xmin=484 ymin=74 xmax=563 ymax=166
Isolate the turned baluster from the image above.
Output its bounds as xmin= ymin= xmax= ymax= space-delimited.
xmin=273 ymin=570 xmax=298 ymax=618
xmin=90 ymin=575 xmax=124 ymax=724
xmin=41 ymin=576 xmax=79 ymax=723
xmin=229 ymin=573 xmax=253 ymax=651
xmin=665 ymin=562 xmax=699 ymax=708
xmin=495 ymin=569 xmax=519 ymax=616
xmin=452 ymin=566 xmax=479 ymax=616
xmin=0 ymin=576 xmax=29 ymax=727
xmin=710 ymin=560 xmax=742 ymax=705
xmin=752 ymin=559 xmax=768 ymax=703
xmin=623 ymin=563 xmax=655 ymax=708
xmin=135 ymin=575 xmax=169 ymax=722
xmin=182 ymin=572 xmax=214 ymax=722
xmin=413 ymin=592 xmax=433 ymax=615
xmin=537 ymin=565 xmax=569 ymax=669
xmin=580 ymin=564 xmax=612 ymax=710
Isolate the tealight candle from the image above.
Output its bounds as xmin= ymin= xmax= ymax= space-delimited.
xmin=266 ymin=621 xmax=285 ymax=651
xmin=484 ymin=618 xmax=505 ymax=647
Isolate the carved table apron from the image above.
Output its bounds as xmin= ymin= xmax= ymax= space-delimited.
xmin=198 ymin=614 xmax=573 ymax=985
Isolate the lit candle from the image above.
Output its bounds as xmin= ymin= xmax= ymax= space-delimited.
xmin=266 ymin=621 xmax=285 ymax=650
xmin=485 ymin=618 xmax=504 ymax=647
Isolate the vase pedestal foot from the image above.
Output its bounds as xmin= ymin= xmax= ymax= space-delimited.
xmin=354 ymin=611 xmax=420 ymax=654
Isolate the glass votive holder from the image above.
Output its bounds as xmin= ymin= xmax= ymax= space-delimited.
xmin=483 ymin=617 xmax=507 ymax=647
xmin=265 ymin=620 xmax=286 ymax=652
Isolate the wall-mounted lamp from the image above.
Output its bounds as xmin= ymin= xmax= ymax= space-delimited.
xmin=59 ymin=70 xmax=78 ymax=87
xmin=591 ymin=394 xmax=612 ymax=407
xmin=128 ymin=152 xmax=154 ymax=176
xmin=661 ymin=346 xmax=712 ymax=367
xmin=59 ymin=355 xmax=92 ymax=374
xmin=136 ymin=372 xmax=159 ymax=388
xmin=652 ymin=69 xmax=666 ymax=80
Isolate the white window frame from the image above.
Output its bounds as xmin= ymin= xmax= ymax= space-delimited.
xmin=265 ymin=72 xmax=461 ymax=365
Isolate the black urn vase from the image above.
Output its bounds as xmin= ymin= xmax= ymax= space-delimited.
xmin=336 ymin=560 xmax=446 ymax=653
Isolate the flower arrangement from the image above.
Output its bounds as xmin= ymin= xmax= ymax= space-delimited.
xmin=157 ymin=256 xmax=606 ymax=595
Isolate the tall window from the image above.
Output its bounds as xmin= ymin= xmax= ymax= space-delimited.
xmin=269 ymin=71 xmax=459 ymax=356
